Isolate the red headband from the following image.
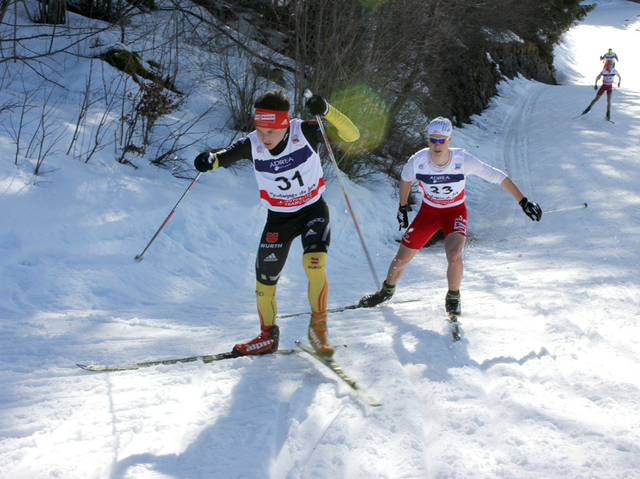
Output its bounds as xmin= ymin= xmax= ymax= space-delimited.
xmin=254 ymin=108 xmax=290 ymax=128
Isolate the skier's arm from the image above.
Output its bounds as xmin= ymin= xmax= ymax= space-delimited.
xmin=464 ymin=154 xmax=507 ymax=184
xmin=194 ymin=138 xmax=252 ymax=172
xmin=305 ymin=93 xmax=360 ymax=142
xmin=499 ymin=177 xmax=525 ymax=203
xmin=594 ymin=72 xmax=602 ymax=89
xmin=617 ymin=73 xmax=621 ymax=87
xmin=595 ymin=72 xmax=602 ymax=88
xmin=396 ymin=179 xmax=413 ymax=230
xmin=215 ymin=138 xmax=253 ymax=168
xmin=501 ymin=177 xmax=542 ymax=221
xmin=399 ymin=179 xmax=412 ymax=206
xmin=463 ymin=152 xmax=538 ymax=219
xmin=324 ymin=105 xmax=360 ymax=142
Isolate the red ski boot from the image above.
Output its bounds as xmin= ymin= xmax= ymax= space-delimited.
xmin=308 ymin=313 xmax=334 ymax=358
xmin=232 ymin=325 xmax=279 ymax=357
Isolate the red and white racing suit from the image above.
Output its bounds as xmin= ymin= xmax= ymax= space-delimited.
xmin=597 ymin=67 xmax=619 ymax=96
xmin=400 ymin=147 xmax=507 ymax=248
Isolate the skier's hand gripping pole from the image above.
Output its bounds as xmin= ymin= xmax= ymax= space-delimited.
xmin=134 ymin=172 xmax=202 ymax=262
xmin=304 ymin=89 xmax=380 ymax=289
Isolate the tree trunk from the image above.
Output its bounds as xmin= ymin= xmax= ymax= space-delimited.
xmin=42 ymin=0 xmax=66 ymax=24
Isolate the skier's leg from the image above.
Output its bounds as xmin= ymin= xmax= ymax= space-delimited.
xmin=300 ymin=199 xmax=333 ymax=355
xmin=444 ymin=232 xmax=466 ymax=292
xmin=234 ymin=214 xmax=293 ymax=356
xmin=303 ymin=252 xmax=333 ymax=356
xmin=386 ymin=244 xmax=420 ymax=286
xmin=256 ymin=281 xmax=277 ymax=327
xmin=232 ymin=281 xmax=280 ymax=356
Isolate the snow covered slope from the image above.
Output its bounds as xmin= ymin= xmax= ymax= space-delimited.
xmin=1 ymin=0 xmax=640 ymax=477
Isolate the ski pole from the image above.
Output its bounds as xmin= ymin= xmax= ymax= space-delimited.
xmin=135 ymin=172 xmax=202 ymax=262
xmin=542 ymin=203 xmax=587 ymax=215
xmin=304 ymin=89 xmax=380 ymax=289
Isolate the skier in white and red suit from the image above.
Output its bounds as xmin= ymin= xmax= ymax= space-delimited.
xmin=600 ymin=48 xmax=619 ymax=67
xmin=359 ymin=117 xmax=541 ymax=318
xmin=582 ymin=63 xmax=622 ymax=121
xmin=194 ymin=90 xmax=359 ymax=358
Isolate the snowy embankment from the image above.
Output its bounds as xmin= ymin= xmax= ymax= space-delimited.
xmin=2 ymin=0 xmax=640 ymax=478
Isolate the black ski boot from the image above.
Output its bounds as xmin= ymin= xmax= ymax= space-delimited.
xmin=606 ymin=110 xmax=611 ymax=121
xmin=582 ymin=106 xmax=591 ymax=115
xmin=445 ymin=290 xmax=461 ymax=317
xmin=359 ymin=281 xmax=395 ymax=307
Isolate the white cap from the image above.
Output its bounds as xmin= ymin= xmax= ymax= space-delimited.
xmin=428 ymin=117 xmax=453 ymax=137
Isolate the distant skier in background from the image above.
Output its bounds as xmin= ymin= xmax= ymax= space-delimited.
xmin=581 ymin=63 xmax=621 ymax=121
xmin=600 ymin=48 xmax=619 ymax=67
xmin=193 ymin=90 xmax=359 ymax=358
xmin=357 ymin=117 xmax=541 ymax=326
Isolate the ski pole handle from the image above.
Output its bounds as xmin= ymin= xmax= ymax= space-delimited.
xmin=542 ymin=203 xmax=587 ymax=215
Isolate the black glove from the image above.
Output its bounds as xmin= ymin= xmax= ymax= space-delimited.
xmin=305 ymin=94 xmax=328 ymax=116
xmin=397 ymin=203 xmax=411 ymax=230
xmin=594 ymin=85 xmax=598 ymax=91
xmin=194 ymin=151 xmax=216 ymax=172
xmin=519 ymin=197 xmax=542 ymax=222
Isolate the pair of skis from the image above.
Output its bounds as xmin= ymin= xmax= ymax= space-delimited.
xmin=77 ymin=298 xmax=460 ymax=372
xmin=78 ymin=343 xmax=380 ymax=407
xmin=572 ymin=112 xmax=615 ymax=123
xmin=76 ymin=299 xmax=463 ymax=407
